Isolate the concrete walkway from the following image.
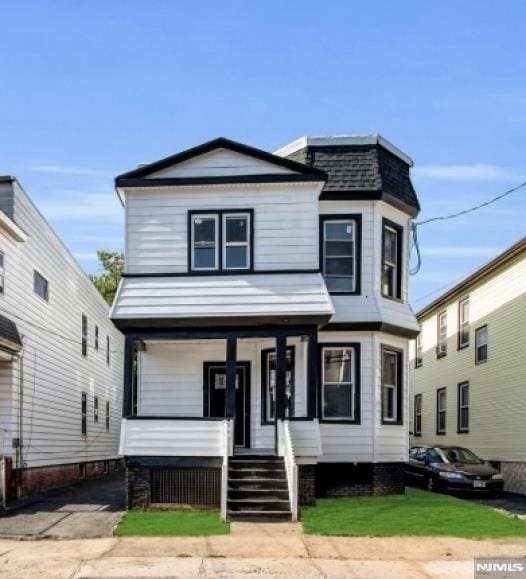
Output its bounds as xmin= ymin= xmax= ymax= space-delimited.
xmin=1 ymin=522 xmax=526 ymax=578
xmin=0 ymin=474 xmax=125 ymax=539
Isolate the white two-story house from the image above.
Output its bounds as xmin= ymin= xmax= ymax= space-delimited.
xmin=112 ymin=136 xmax=420 ymax=521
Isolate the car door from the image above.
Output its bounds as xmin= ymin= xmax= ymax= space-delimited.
xmin=410 ymin=447 xmax=429 ymax=485
xmin=406 ymin=446 xmax=423 ymax=483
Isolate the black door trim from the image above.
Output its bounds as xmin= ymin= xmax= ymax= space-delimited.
xmin=203 ymin=361 xmax=251 ymax=448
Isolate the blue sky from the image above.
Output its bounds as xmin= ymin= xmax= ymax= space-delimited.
xmin=1 ymin=1 xmax=524 ymax=308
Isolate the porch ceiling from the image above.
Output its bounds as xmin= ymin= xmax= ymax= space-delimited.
xmin=111 ymin=273 xmax=334 ymax=329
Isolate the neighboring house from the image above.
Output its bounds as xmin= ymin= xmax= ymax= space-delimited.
xmin=409 ymin=237 xmax=526 ymax=494
xmin=112 ymin=136 xmax=421 ymax=521
xmin=0 ymin=176 xmax=124 ymax=499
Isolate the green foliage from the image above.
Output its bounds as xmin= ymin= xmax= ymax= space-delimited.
xmin=115 ymin=510 xmax=230 ymax=537
xmin=90 ymin=250 xmax=124 ymax=305
xmin=302 ymin=488 xmax=526 ymax=538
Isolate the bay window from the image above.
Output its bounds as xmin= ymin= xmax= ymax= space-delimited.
xmin=381 ymin=219 xmax=402 ymax=300
xmin=321 ymin=344 xmax=359 ymax=422
xmin=381 ymin=346 xmax=403 ymax=424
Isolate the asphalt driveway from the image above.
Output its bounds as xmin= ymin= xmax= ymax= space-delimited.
xmin=0 ymin=473 xmax=125 ymax=539
xmin=468 ymin=492 xmax=526 ymax=519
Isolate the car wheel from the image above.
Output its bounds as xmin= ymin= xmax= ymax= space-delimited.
xmin=426 ymin=477 xmax=434 ymax=492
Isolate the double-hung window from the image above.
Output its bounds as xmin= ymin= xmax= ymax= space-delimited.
xmin=436 ymin=388 xmax=446 ymax=434
xmin=106 ymin=336 xmax=110 ymax=366
xmin=321 ymin=345 xmax=358 ymax=422
xmin=105 ymin=401 xmax=110 ymax=432
xmin=191 ymin=214 xmax=219 ymax=270
xmin=261 ymin=347 xmax=294 ymax=423
xmin=458 ymin=298 xmax=470 ymax=349
xmin=0 ymin=251 xmax=4 ymax=295
xmin=381 ymin=347 xmax=402 ymax=424
xmin=413 ymin=394 xmax=422 ymax=436
xmin=457 ymin=382 xmax=469 ymax=433
xmin=382 ymin=220 xmax=402 ymax=299
xmin=321 ymin=216 xmax=360 ymax=293
xmin=34 ymin=270 xmax=49 ymax=301
xmin=94 ymin=325 xmax=99 ymax=351
xmin=189 ymin=210 xmax=252 ymax=272
xmin=415 ymin=333 xmax=423 ymax=368
xmin=475 ymin=325 xmax=488 ymax=363
xmin=437 ymin=311 xmax=447 ymax=357
xmin=94 ymin=396 xmax=99 ymax=423
xmin=81 ymin=392 xmax=87 ymax=435
xmin=81 ymin=314 xmax=88 ymax=357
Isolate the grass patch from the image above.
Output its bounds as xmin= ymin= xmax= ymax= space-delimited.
xmin=115 ymin=510 xmax=230 ymax=537
xmin=302 ymin=488 xmax=526 ymax=538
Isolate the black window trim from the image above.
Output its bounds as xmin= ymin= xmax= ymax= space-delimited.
xmin=94 ymin=395 xmax=99 ymax=423
xmin=81 ymin=313 xmax=88 ymax=358
xmin=381 ymin=218 xmax=403 ymax=302
xmin=457 ymin=381 xmax=469 ymax=433
xmin=436 ymin=387 xmax=446 ymax=435
xmin=457 ymin=296 xmax=470 ymax=350
xmin=81 ymin=391 xmax=87 ymax=436
xmin=475 ymin=324 xmax=488 ymax=365
xmin=260 ymin=345 xmax=295 ymax=425
xmin=105 ymin=400 xmax=110 ymax=432
xmin=187 ymin=209 xmax=254 ymax=273
xmin=106 ymin=335 xmax=110 ymax=366
xmin=380 ymin=344 xmax=403 ymax=425
xmin=319 ymin=214 xmax=362 ymax=296
xmin=33 ymin=269 xmax=49 ymax=302
xmin=318 ymin=342 xmax=361 ymax=424
xmin=413 ymin=393 xmax=422 ymax=436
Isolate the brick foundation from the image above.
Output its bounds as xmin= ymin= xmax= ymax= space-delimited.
xmin=500 ymin=462 xmax=526 ymax=495
xmin=372 ymin=463 xmax=405 ymax=495
xmin=298 ymin=465 xmax=316 ymax=506
xmin=126 ymin=467 xmax=151 ymax=508
xmin=18 ymin=459 xmax=124 ymax=497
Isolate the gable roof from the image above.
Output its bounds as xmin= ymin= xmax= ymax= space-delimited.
xmin=275 ymin=135 xmax=420 ymax=217
xmin=115 ymin=137 xmax=327 ymax=188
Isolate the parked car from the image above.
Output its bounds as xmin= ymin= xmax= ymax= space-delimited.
xmin=406 ymin=445 xmax=504 ymax=496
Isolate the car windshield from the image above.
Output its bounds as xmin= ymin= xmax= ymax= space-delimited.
xmin=436 ymin=447 xmax=483 ymax=464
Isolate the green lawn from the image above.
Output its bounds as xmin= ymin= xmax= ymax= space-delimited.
xmin=115 ymin=510 xmax=230 ymax=537
xmin=302 ymin=488 xmax=526 ymax=538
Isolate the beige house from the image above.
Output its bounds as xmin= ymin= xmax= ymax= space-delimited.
xmin=409 ymin=237 xmax=526 ymax=494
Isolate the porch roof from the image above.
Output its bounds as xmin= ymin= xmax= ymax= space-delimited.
xmin=111 ymin=273 xmax=334 ymax=328
xmin=0 ymin=313 xmax=23 ymax=355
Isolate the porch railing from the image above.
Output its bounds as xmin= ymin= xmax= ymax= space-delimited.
xmin=220 ymin=419 xmax=233 ymax=521
xmin=277 ymin=419 xmax=298 ymax=521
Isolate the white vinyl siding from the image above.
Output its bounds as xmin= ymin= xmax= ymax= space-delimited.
xmin=0 ymin=180 xmax=123 ymax=468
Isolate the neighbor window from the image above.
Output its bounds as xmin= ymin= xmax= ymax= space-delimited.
xmin=413 ymin=394 xmax=422 ymax=436
xmin=475 ymin=325 xmax=488 ymax=363
xmin=436 ymin=388 xmax=446 ymax=434
xmin=81 ymin=392 xmax=87 ymax=435
xmin=0 ymin=251 xmax=4 ymax=295
xmin=381 ymin=220 xmax=402 ymax=299
xmin=190 ymin=210 xmax=252 ymax=272
xmin=458 ymin=382 xmax=469 ymax=433
xmin=321 ymin=216 xmax=360 ymax=293
xmin=261 ymin=347 xmax=295 ymax=423
xmin=415 ymin=333 xmax=423 ymax=368
xmin=81 ymin=314 xmax=88 ymax=357
xmin=106 ymin=335 xmax=110 ymax=365
xmin=94 ymin=325 xmax=99 ymax=351
xmin=437 ymin=311 xmax=447 ymax=357
xmin=34 ymin=270 xmax=49 ymax=301
xmin=321 ymin=346 xmax=358 ymax=421
xmin=94 ymin=396 xmax=99 ymax=422
xmin=381 ymin=347 xmax=402 ymax=424
xmin=222 ymin=213 xmax=250 ymax=270
xmin=458 ymin=298 xmax=470 ymax=349
xmin=105 ymin=401 xmax=110 ymax=432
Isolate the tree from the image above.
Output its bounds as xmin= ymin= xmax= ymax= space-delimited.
xmin=90 ymin=251 xmax=124 ymax=305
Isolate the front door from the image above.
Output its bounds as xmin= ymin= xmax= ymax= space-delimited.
xmin=204 ymin=362 xmax=250 ymax=448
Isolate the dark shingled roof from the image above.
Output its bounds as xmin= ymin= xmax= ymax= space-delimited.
xmin=285 ymin=143 xmax=420 ymax=216
xmin=0 ymin=313 xmax=22 ymax=352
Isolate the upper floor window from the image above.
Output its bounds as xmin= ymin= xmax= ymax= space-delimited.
xmin=321 ymin=345 xmax=359 ymax=422
xmin=106 ymin=335 xmax=110 ymax=366
xmin=413 ymin=394 xmax=422 ymax=436
xmin=475 ymin=325 xmax=488 ymax=364
xmin=458 ymin=298 xmax=470 ymax=349
xmin=381 ymin=346 xmax=403 ymax=424
xmin=34 ymin=270 xmax=49 ymax=301
xmin=381 ymin=220 xmax=402 ymax=300
xmin=320 ymin=215 xmax=361 ymax=294
xmin=189 ymin=210 xmax=252 ymax=272
xmin=437 ymin=310 xmax=447 ymax=358
xmin=415 ymin=333 xmax=423 ymax=368
xmin=94 ymin=325 xmax=99 ymax=351
xmin=0 ymin=251 xmax=4 ymax=295
xmin=81 ymin=314 xmax=88 ymax=357
xmin=436 ymin=387 xmax=446 ymax=434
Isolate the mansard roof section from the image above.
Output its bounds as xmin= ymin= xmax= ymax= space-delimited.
xmin=275 ymin=135 xmax=420 ymax=217
xmin=115 ymin=137 xmax=327 ymax=188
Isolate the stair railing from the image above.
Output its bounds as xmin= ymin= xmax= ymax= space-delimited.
xmin=221 ymin=419 xmax=233 ymax=521
xmin=278 ymin=419 xmax=298 ymax=521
